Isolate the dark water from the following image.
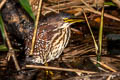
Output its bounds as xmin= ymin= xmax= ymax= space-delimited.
xmin=107 ymin=34 xmax=120 ymax=55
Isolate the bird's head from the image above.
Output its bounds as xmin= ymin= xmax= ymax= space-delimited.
xmin=44 ymin=12 xmax=84 ymax=29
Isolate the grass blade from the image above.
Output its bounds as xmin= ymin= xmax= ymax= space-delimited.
xmin=19 ymin=0 xmax=35 ymax=21
xmin=0 ymin=13 xmax=5 ymax=42
xmin=104 ymin=2 xmax=116 ymax=6
xmin=0 ymin=13 xmax=8 ymax=51
xmin=0 ymin=44 xmax=8 ymax=51
xmin=97 ymin=7 xmax=104 ymax=62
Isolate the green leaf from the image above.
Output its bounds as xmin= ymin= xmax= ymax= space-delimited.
xmin=104 ymin=2 xmax=116 ymax=6
xmin=0 ymin=13 xmax=5 ymax=42
xmin=0 ymin=45 xmax=8 ymax=51
xmin=97 ymin=7 xmax=104 ymax=63
xmin=19 ymin=0 xmax=35 ymax=21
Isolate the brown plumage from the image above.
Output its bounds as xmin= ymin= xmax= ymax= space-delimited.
xmin=25 ymin=13 xmax=73 ymax=64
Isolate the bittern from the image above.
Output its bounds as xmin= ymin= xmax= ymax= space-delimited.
xmin=25 ymin=12 xmax=83 ymax=64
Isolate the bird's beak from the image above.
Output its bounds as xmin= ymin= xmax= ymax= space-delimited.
xmin=63 ymin=18 xmax=84 ymax=23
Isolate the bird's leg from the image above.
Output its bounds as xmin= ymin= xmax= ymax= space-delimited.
xmin=44 ymin=63 xmax=54 ymax=76
xmin=43 ymin=62 xmax=54 ymax=80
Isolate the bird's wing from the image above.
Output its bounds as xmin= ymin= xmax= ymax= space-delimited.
xmin=25 ymin=24 xmax=59 ymax=62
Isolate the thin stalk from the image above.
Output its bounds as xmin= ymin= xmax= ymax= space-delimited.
xmin=82 ymin=9 xmax=98 ymax=54
xmin=3 ymin=22 xmax=20 ymax=71
xmin=97 ymin=7 xmax=104 ymax=62
xmin=30 ymin=0 xmax=43 ymax=55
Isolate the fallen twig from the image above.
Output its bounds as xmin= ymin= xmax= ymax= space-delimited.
xmin=0 ymin=0 xmax=7 ymax=9
xmin=80 ymin=0 xmax=120 ymax=21
xmin=26 ymin=65 xmax=96 ymax=74
xmin=3 ymin=25 xmax=20 ymax=71
xmin=86 ymin=8 xmax=120 ymax=22
xmin=91 ymin=58 xmax=117 ymax=72
xmin=65 ymin=71 xmax=120 ymax=80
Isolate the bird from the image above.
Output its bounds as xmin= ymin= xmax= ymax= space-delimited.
xmin=24 ymin=12 xmax=82 ymax=64
xmin=2 ymin=1 xmax=82 ymax=64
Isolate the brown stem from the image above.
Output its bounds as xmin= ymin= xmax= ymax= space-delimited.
xmin=30 ymin=0 xmax=43 ymax=55
xmin=3 ymin=25 xmax=20 ymax=71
